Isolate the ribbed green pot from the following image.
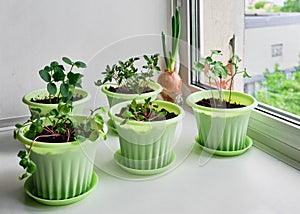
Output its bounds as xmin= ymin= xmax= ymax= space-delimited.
xmin=22 ymin=88 xmax=90 ymax=116
xmin=186 ymin=90 xmax=257 ymax=151
xmin=109 ymin=100 xmax=184 ymax=170
xmin=101 ymin=82 xmax=162 ymax=107
xmin=16 ymin=116 xmax=100 ymax=200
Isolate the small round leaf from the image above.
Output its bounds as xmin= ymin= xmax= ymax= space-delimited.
xmin=62 ymin=57 xmax=73 ymax=65
xmin=47 ymin=82 xmax=57 ymax=95
xmin=74 ymin=61 xmax=87 ymax=68
xmin=39 ymin=69 xmax=51 ymax=82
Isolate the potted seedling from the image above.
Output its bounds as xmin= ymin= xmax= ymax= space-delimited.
xmin=95 ymin=54 xmax=163 ymax=133
xmin=14 ymin=101 xmax=107 ymax=205
xmin=108 ymin=97 xmax=184 ymax=175
xmin=23 ymin=57 xmax=90 ymax=115
xmin=186 ymin=50 xmax=258 ymax=156
xmin=157 ymin=7 xmax=182 ymax=104
xmin=95 ymin=54 xmax=162 ymax=107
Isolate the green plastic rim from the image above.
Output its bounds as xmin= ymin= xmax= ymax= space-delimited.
xmin=22 ymin=87 xmax=90 ymax=110
xmin=186 ymin=90 xmax=258 ymax=114
xmin=108 ymin=99 xmax=184 ymax=127
xmin=16 ymin=115 xmax=108 ymax=151
xmin=101 ymin=82 xmax=162 ymax=106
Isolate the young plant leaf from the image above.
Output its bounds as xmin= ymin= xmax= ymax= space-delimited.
xmin=62 ymin=57 xmax=73 ymax=65
xmin=74 ymin=61 xmax=87 ymax=68
xmin=47 ymin=82 xmax=57 ymax=95
xmin=60 ymin=83 xmax=69 ymax=97
xmin=39 ymin=69 xmax=51 ymax=82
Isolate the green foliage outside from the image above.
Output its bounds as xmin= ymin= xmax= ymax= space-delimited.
xmin=248 ymin=0 xmax=300 ymax=13
xmin=256 ymin=60 xmax=300 ymax=116
xmin=255 ymin=1 xmax=268 ymax=9
xmin=281 ymin=0 xmax=300 ymax=12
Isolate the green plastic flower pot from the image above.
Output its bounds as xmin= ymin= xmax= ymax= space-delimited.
xmin=22 ymin=88 xmax=90 ymax=116
xmin=109 ymin=100 xmax=184 ymax=171
xmin=186 ymin=90 xmax=257 ymax=152
xmin=101 ymin=81 xmax=162 ymax=108
xmin=16 ymin=115 xmax=105 ymax=201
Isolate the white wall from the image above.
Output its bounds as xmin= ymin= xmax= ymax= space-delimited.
xmin=0 ymin=0 xmax=169 ymax=119
xmin=201 ymin=0 xmax=245 ymax=92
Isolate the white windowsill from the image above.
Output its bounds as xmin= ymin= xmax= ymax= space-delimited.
xmin=0 ymin=109 xmax=300 ymax=213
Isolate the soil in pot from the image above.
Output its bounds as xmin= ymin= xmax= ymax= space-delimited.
xmin=196 ymin=98 xmax=246 ymax=109
xmin=116 ymin=106 xmax=178 ymax=121
xmin=107 ymin=86 xmax=154 ymax=94
xmin=27 ymin=124 xmax=92 ymax=143
xmin=30 ymin=95 xmax=84 ymax=104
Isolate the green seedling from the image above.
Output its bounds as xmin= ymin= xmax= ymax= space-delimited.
xmin=95 ymin=54 xmax=160 ymax=94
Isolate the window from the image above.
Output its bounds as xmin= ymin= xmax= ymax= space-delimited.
xmin=244 ymin=0 xmax=300 ymax=118
xmin=181 ymin=0 xmax=300 ymax=169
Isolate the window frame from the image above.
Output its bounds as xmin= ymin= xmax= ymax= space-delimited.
xmin=180 ymin=0 xmax=300 ymax=170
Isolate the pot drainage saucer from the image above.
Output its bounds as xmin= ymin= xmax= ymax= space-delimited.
xmin=24 ymin=171 xmax=98 ymax=206
xmin=195 ymin=136 xmax=253 ymax=157
xmin=113 ymin=150 xmax=176 ymax=175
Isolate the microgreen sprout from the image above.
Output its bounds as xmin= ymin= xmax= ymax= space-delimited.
xmin=14 ymin=102 xmax=106 ymax=180
xmin=38 ymin=57 xmax=86 ymax=103
xmin=117 ymin=98 xmax=171 ymax=125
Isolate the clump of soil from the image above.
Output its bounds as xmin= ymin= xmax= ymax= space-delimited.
xmin=108 ymin=86 xmax=154 ymax=94
xmin=196 ymin=98 xmax=245 ymax=109
xmin=30 ymin=95 xmax=84 ymax=104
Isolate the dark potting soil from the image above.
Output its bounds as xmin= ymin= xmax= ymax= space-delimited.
xmin=33 ymin=124 xmax=91 ymax=143
xmin=108 ymin=86 xmax=154 ymax=94
xmin=30 ymin=95 xmax=84 ymax=104
xmin=33 ymin=126 xmax=76 ymax=143
xmin=196 ymin=98 xmax=246 ymax=109
xmin=116 ymin=107 xmax=178 ymax=122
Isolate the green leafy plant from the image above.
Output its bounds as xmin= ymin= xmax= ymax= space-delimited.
xmin=117 ymin=98 xmax=176 ymax=125
xmin=38 ymin=57 xmax=86 ymax=103
xmin=95 ymin=54 xmax=160 ymax=95
xmin=162 ymin=7 xmax=180 ymax=73
xmin=14 ymin=102 xmax=106 ymax=180
xmin=193 ymin=50 xmax=250 ymax=108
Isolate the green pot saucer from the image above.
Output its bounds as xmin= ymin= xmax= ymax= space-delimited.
xmin=24 ymin=171 xmax=98 ymax=206
xmin=114 ymin=150 xmax=176 ymax=175
xmin=195 ymin=136 xmax=253 ymax=157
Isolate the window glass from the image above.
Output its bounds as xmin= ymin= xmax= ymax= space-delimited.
xmin=244 ymin=0 xmax=300 ymax=117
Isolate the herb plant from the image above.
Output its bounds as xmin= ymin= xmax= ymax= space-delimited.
xmin=38 ymin=57 xmax=86 ymax=103
xmin=117 ymin=98 xmax=176 ymax=125
xmin=94 ymin=54 xmax=160 ymax=94
xmin=14 ymin=102 xmax=106 ymax=180
xmin=193 ymin=50 xmax=250 ymax=108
